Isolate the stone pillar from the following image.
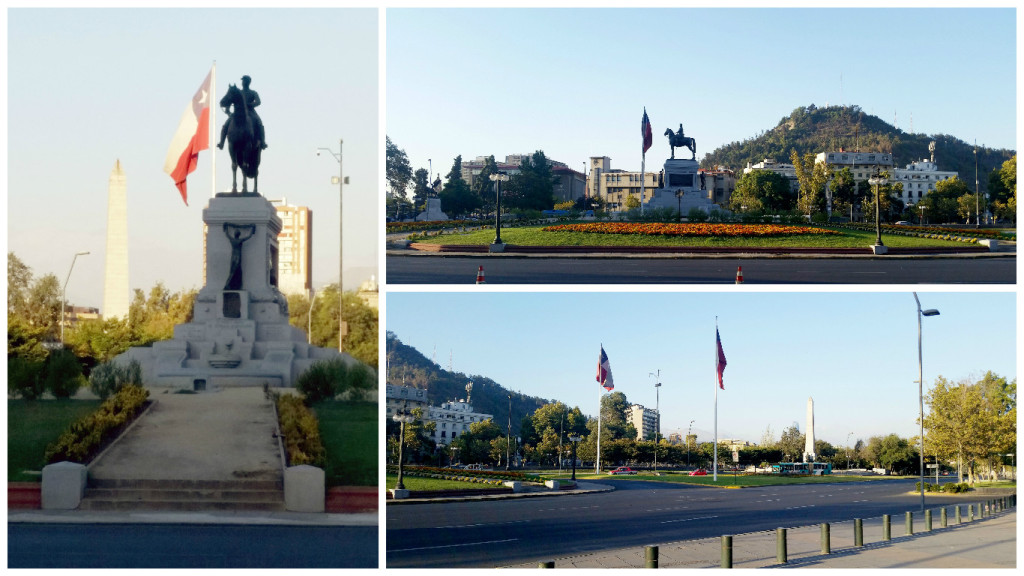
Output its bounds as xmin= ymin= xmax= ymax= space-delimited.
xmin=41 ymin=461 xmax=88 ymax=510
xmin=284 ymin=465 xmax=325 ymax=512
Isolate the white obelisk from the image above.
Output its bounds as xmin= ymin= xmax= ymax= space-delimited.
xmin=803 ymin=396 xmax=816 ymax=463
xmin=103 ymin=160 xmax=130 ymax=320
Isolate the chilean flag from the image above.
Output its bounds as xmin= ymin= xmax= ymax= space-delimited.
xmin=597 ymin=345 xmax=614 ymax=391
xmin=716 ymin=328 xmax=727 ymax=390
xmin=641 ymin=108 xmax=653 ymax=155
xmin=163 ymin=68 xmax=212 ymax=206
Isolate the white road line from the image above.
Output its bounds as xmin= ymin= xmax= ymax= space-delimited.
xmin=661 ymin=515 xmax=719 ymax=524
xmin=390 ymin=538 xmax=519 ymax=553
xmin=439 ymin=520 xmax=530 ymax=529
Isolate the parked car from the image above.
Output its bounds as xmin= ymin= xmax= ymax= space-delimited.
xmin=895 ymin=220 xmax=911 ymax=225
xmin=689 ymin=469 xmax=708 ymax=476
xmin=608 ymin=466 xmax=638 ymax=475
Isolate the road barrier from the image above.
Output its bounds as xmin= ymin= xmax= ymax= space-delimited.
xmin=820 ymin=523 xmax=830 ymax=554
xmin=538 ymin=560 xmax=554 ymax=568
xmin=721 ymin=535 xmax=732 ymax=568
xmin=882 ymin=514 xmax=891 ymax=541
xmin=906 ymin=511 xmax=914 ymax=535
xmin=776 ymin=528 xmax=787 ymax=564
xmin=925 ymin=509 xmax=932 ymax=531
xmin=855 ymin=518 xmax=864 ymax=547
xmin=645 ymin=545 xmax=658 ymax=568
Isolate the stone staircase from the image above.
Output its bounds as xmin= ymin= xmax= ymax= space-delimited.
xmin=82 ymin=387 xmax=286 ymax=512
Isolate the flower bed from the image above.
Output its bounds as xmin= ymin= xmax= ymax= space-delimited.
xmin=542 ymin=222 xmax=842 ymax=238
xmin=834 ymin=222 xmax=1014 ymax=241
xmin=386 ymin=220 xmax=478 ymax=234
xmin=387 ymin=465 xmax=542 ymax=485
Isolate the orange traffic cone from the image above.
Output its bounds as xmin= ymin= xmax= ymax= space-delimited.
xmin=735 ymin=266 xmax=744 ymax=284
xmin=476 ymin=265 xmax=486 ymax=284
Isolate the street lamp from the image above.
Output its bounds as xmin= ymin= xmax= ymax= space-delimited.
xmin=568 ymin=434 xmax=582 ymax=482
xmin=306 ymin=288 xmax=318 ymax=344
xmin=650 ymin=370 xmax=661 ymax=473
xmin=846 ymin=432 xmax=854 ymax=472
xmin=317 ymin=140 xmax=346 ymax=353
xmin=868 ymin=169 xmax=888 ymax=250
xmin=506 ymin=394 xmax=512 ymax=471
xmin=392 ymin=404 xmax=415 ymax=490
xmin=974 ymin=143 xmax=980 ymax=227
xmin=60 ymin=251 xmax=90 ymax=346
xmin=490 ymin=172 xmax=509 ymax=251
xmin=913 ymin=292 xmax=940 ymax=512
xmin=687 ymin=420 xmax=695 ymax=468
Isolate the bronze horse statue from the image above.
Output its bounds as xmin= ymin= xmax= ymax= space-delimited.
xmin=664 ymin=125 xmax=697 ymax=161
xmin=220 ymin=84 xmax=262 ymax=194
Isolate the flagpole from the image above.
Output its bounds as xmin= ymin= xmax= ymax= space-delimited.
xmin=640 ymin=153 xmax=646 ymax=217
xmin=596 ymin=374 xmax=603 ymax=474
xmin=211 ymin=60 xmax=217 ymax=198
xmin=714 ymin=317 xmax=718 ymax=482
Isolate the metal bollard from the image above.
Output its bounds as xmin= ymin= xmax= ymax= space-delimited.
xmin=906 ymin=511 xmax=913 ymax=535
xmin=776 ymin=528 xmax=787 ymax=564
xmin=821 ymin=523 xmax=830 ymax=555
xmin=721 ymin=535 xmax=733 ymax=569
xmin=645 ymin=545 xmax=658 ymax=569
xmin=882 ymin=514 xmax=891 ymax=541
xmin=539 ymin=561 xmax=554 ymax=568
xmin=941 ymin=507 xmax=948 ymax=528
xmin=925 ymin=509 xmax=932 ymax=531
xmin=968 ymin=504 xmax=974 ymax=521
xmin=854 ymin=518 xmax=863 ymax=547
xmin=955 ymin=505 xmax=962 ymax=524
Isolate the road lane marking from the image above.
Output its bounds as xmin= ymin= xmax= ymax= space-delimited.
xmin=438 ymin=520 xmax=530 ymax=529
xmin=661 ymin=515 xmax=719 ymax=524
xmin=390 ymin=538 xmax=519 ymax=553
xmin=785 ymin=505 xmax=816 ymax=510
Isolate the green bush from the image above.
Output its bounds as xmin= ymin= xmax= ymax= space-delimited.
xmin=89 ymin=359 xmax=144 ymax=399
xmin=296 ymin=357 xmax=378 ymax=405
xmin=687 ymin=207 xmax=708 ymax=222
xmin=8 ymin=356 xmax=45 ymax=399
xmin=42 ymin=348 xmax=85 ymax=399
xmin=275 ymin=393 xmax=326 ymax=467
xmin=44 ymin=384 xmax=149 ymax=464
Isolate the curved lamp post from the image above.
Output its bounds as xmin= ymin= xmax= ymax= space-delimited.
xmin=568 ymin=434 xmax=582 ymax=482
xmin=490 ymin=172 xmax=509 ymax=251
xmin=61 ymin=251 xmax=90 ymax=347
xmin=650 ymin=370 xmax=661 ymax=473
xmin=913 ymin=292 xmax=939 ymax=511
xmin=392 ymin=405 xmax=415 ymax=490
xmin=868 ymin=170 xmax=888 ymax=249
xmin=317 ymin=140 xmax=346 ymax=352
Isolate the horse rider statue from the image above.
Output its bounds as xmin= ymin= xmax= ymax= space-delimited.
xmin=664 ymin=123 xmax=697 ymax=161
xmin=217 ymin=75 xmax=267 ymax=151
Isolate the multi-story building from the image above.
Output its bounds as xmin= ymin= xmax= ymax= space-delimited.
xmin=460 ymin=154 xmax=579 ymax=200
xmin=589 ymin=157 xmax=662 ymax=211
xmin=552 ymin=164 xmax=587 ymax=204
xmin=427 ymin=400 xmax=493 ymax=446
xmin=270 ymin=198 xmax=313 ymax=296
xmin=743 ymin=158 xmax=800 ymax=193
xmin=357 ymin=275 xmax=378 ymax=309
xmin=892 ymin=158 xmax=958 ymax=207
xmin=627 ymin=404 xmax=659 ymax=441
xmin=815 ymin=151 xmax=895 ymax=179
xmin=700 ymin=167 xmax=737 ymax=207
xmin=385 ymin=384 xmax=429 ymax=420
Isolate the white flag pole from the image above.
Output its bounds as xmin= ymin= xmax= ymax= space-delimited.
xmin=210 ymin=60 xmax=217 ymax=198
xmin=714 ymin=317 xmax=719 ymax=482
xmin=640 ymin=152 xmax=646 ymax=217
xmin=596 ymin=376 xmax=603 ymax=474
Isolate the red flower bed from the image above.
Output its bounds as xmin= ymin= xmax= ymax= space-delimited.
xmin=542 ymin=222 xmax=841 ymax=237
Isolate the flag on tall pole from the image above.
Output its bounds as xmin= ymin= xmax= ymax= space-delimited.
xmin=164 ymin=68 xmax=213 ymax=206
xmin=640 ymin=108 xmax=652 ymax=216
xmin=714 ymin=321 xmax=725 ymax=481
xmin=596 ymin=344 xmax=613 ymax=473
xmin=716 ymin=328 xmax=727 ymax=389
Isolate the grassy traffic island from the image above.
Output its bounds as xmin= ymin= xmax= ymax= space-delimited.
xmin=402 ymin=221 xmax=996 ymax=253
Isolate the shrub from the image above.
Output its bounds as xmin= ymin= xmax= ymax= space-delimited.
xmin=296 ymin=357 xmax=378 ymax=405
xmin=44 ymin=384 xmax=149 ymax=464
xmin=8 ymin=356 xmax=45 ymax=399
xmin=89 ymin=359 xmax=144 ymax=399
xmin=275 ymin=393 xmax=326 ymax=468
xmin=687 ymin=207 xmax=708 ymax=223
xmin=43 ymin=348 xmax=85 ymax=399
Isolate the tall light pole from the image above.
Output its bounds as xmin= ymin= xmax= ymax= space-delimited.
xmin=568 ymin=434 xmax=582 ymax=482
xmin=60 ymin=251 xmax=90 ymax=347
xmin=317 ymin=140 xmax=345 ymax=352
xmin=650 ymin=370 xmax=661 ymax=473
xmin=506 ymin=394 xmax=512 ymax=470
xmin=490 ymin=172 xmax=509 ymax=251
xmin=868 ymin=169 xmax=888 ymax=250
xmin=974 ymin=142 xmax=980 ymax=227
xmin=913 ymin=292 xmax=940 ymax=512
xmin=306 ymin=288 xmax=318 ymax=345
xmin=687 ymin=420 xmax=695 ymax=468
xmin=846 ymin=432 xmax=854 ymax=471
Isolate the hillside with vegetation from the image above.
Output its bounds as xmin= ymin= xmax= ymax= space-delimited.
xmin=702 ymin=104 xmax=1015 ymax=195
xmin=385 ymin=332 xmax=548 ymax=435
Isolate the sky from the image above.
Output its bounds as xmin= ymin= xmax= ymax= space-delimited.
xmin=387 ymin=7 xmax=1016 ymax=186
xmin=386 ymin=290 xmax=1017 ymax=448
xmin=6 ymin=8 xmax=379 ymax=312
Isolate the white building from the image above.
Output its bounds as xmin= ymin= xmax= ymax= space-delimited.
xmin=744 ymin=158 xmax=800 ymax=193
xmin=892 ymin=158 xmax=958 ymax=207
xmin=627 ymin=404 xmax=659 ymax=441
xmin=385 ymin=384 xmax=429 ymax=420
xmin=427 ymin=400 xmax=493 ymax=446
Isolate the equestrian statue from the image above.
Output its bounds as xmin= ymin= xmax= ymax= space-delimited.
xmin=217 ymin=75 xmax=267 ymax=195
xmin=664 ymin=124 xmax=696 ymax=161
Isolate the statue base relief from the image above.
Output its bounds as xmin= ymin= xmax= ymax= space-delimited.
xmin=414 ymin=197 xmax=448 ymax=222
xmin=116 ymin=194 xmax=354 ymax=390
xmin=642 ymin=158 xmax=727 ymax=216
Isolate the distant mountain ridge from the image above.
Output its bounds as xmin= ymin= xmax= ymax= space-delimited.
xmin=702 ymin=104 xmax=1015 ymax=193
xmin=385 ymin=332 xmax=549 ymax=435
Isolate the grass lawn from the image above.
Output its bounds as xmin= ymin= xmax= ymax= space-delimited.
xmin=540 ymin=471 xmax=893 ymax=488
xmin=315 ymin=401 xmax=377 ymax=487
xmin=384 ymin=473 xmax=504 ymax=491
xmin=412 ymin=224 xmax=970 ymax=249
xmin=8 ymin=399 xmax=103 ymax=482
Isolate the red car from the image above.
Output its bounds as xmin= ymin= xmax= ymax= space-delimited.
xmin=608 ymin=466 xmax=638 ymax=475
xmin=689 ymin=469 xmax=708 ymax=476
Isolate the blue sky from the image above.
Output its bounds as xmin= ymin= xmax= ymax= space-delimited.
xmin=386 ymin=290 xmax=1017 ymax=447
xmin=387 ymin=7 xmax=1016 ymax=185
xmin=7 ymin=8 xmax=379 ymax=310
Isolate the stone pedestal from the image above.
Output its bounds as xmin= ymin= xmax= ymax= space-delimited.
xmin=41 ymin=461 xmax=87 ymax=510
xmin=415 ymin=197 xmax=448 ymax=222
xmin=116 ymin=195 xmax=351 ymax=389
xmin=285 ymin=465 xmax=325 ymax=512
xmin=870 ymin=244 xmax=889 ymax=255
xmin=643 ymin=159 xmax=725 ymax=216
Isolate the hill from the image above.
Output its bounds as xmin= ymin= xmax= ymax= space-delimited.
xmin=385 ymin=332 xmax=550 ymax=435
xmin=702 ymin=104 xmax=1015 ymax=194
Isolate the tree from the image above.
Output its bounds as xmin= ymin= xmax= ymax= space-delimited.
xmin=875 ymin=434 xmax=917 ymax=475
xmin=624 ymin=195 xmax=641 ymax=210
xmin=411 ymin=168 xmax=431 ymax=209
xmin=439 ymin=155 xmax=481 ymax=218
xmin=525 ymin=402 xmax=588 ymax=464
xmin=471 ymin=155 xmax=499 ymax=213
xmin=289 ymin=285 xmax=378 ymax=369
xmin=956 ymin=192 xmax=987 ymax=224
xmin=919 ymin=176 xmax=971 ymax=223
xmin=8 ymin=252 xmax=33 ymax=316
xmin=777 ymin=423 xmax=804 ymax=461
xmin=729 ymin=170 xmax=793 ymax=213
xmin=505 ymin=151 xmax=556 ymax=211
xmin=25 ymin=273 xmax=62 ymax=340
xmin=386 ymin=136 xmax=413 ymax=200
xmin=860 ymin=177 xmax=904 ymax=223
xmin=828 ymin=167 xmax=856 ymax=217
xmin=450 ymin=419 xmax=502 ymax=465
xmin=791 ymin=150 xmax=829 ymax=216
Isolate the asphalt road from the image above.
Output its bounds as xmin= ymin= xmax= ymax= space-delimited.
xmin=386 ymin=255 xmax=1016 ymax=284
xmin=385 ymin=478 xmax=970 ymax=568
xmin=7 ymin=523 xmax=378 ymax=568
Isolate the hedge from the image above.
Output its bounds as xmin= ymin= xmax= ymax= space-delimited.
xmin=275 ymin=393 xmax=326 ymax=468
xmin=44 ymin=384 xmax=150 ymax=464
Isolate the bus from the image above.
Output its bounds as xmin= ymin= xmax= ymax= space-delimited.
xmin=771 ymin=462 xmax=832 ymax=475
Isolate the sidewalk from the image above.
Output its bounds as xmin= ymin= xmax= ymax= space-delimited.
xmin=386 ymin=480 xmax=613 ymax=505
xmin=7 ymin=508 xmax=377 ymax=526
xmin=506 ymin=508 xmax=1016 ymax=569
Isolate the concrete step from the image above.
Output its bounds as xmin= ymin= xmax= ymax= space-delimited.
xmin=89 ymin=477 xmax=282 ymax=491
xmin=80 ymin=477 xmax=285 ymax=511
xmin=79 ymin=498 xmax=284 ymax=512
xmin=84 ymin=487 xmax=284 ymax=502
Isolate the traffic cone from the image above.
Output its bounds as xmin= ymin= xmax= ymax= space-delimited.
xmin=476 ymin=265 xmax=486 ymax=284
xmin=735 ymin=266 xmax=744 ymax=284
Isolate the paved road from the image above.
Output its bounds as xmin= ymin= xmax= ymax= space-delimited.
xmin=386 ymin=478 xmax=973 ymax=568
xmin=7 ymin=523 xmax=377 ymax=568
xmin=386 ymin=254 xmax=1016 ymax=284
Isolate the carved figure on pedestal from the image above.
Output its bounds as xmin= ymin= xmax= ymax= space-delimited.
xmin=664 ymin=124 xmax=697 ymax=161
xmin=218 ymin=76 xmax=265 ymax=194
xmin=223 ymin=223 xmax=256 ymax=290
